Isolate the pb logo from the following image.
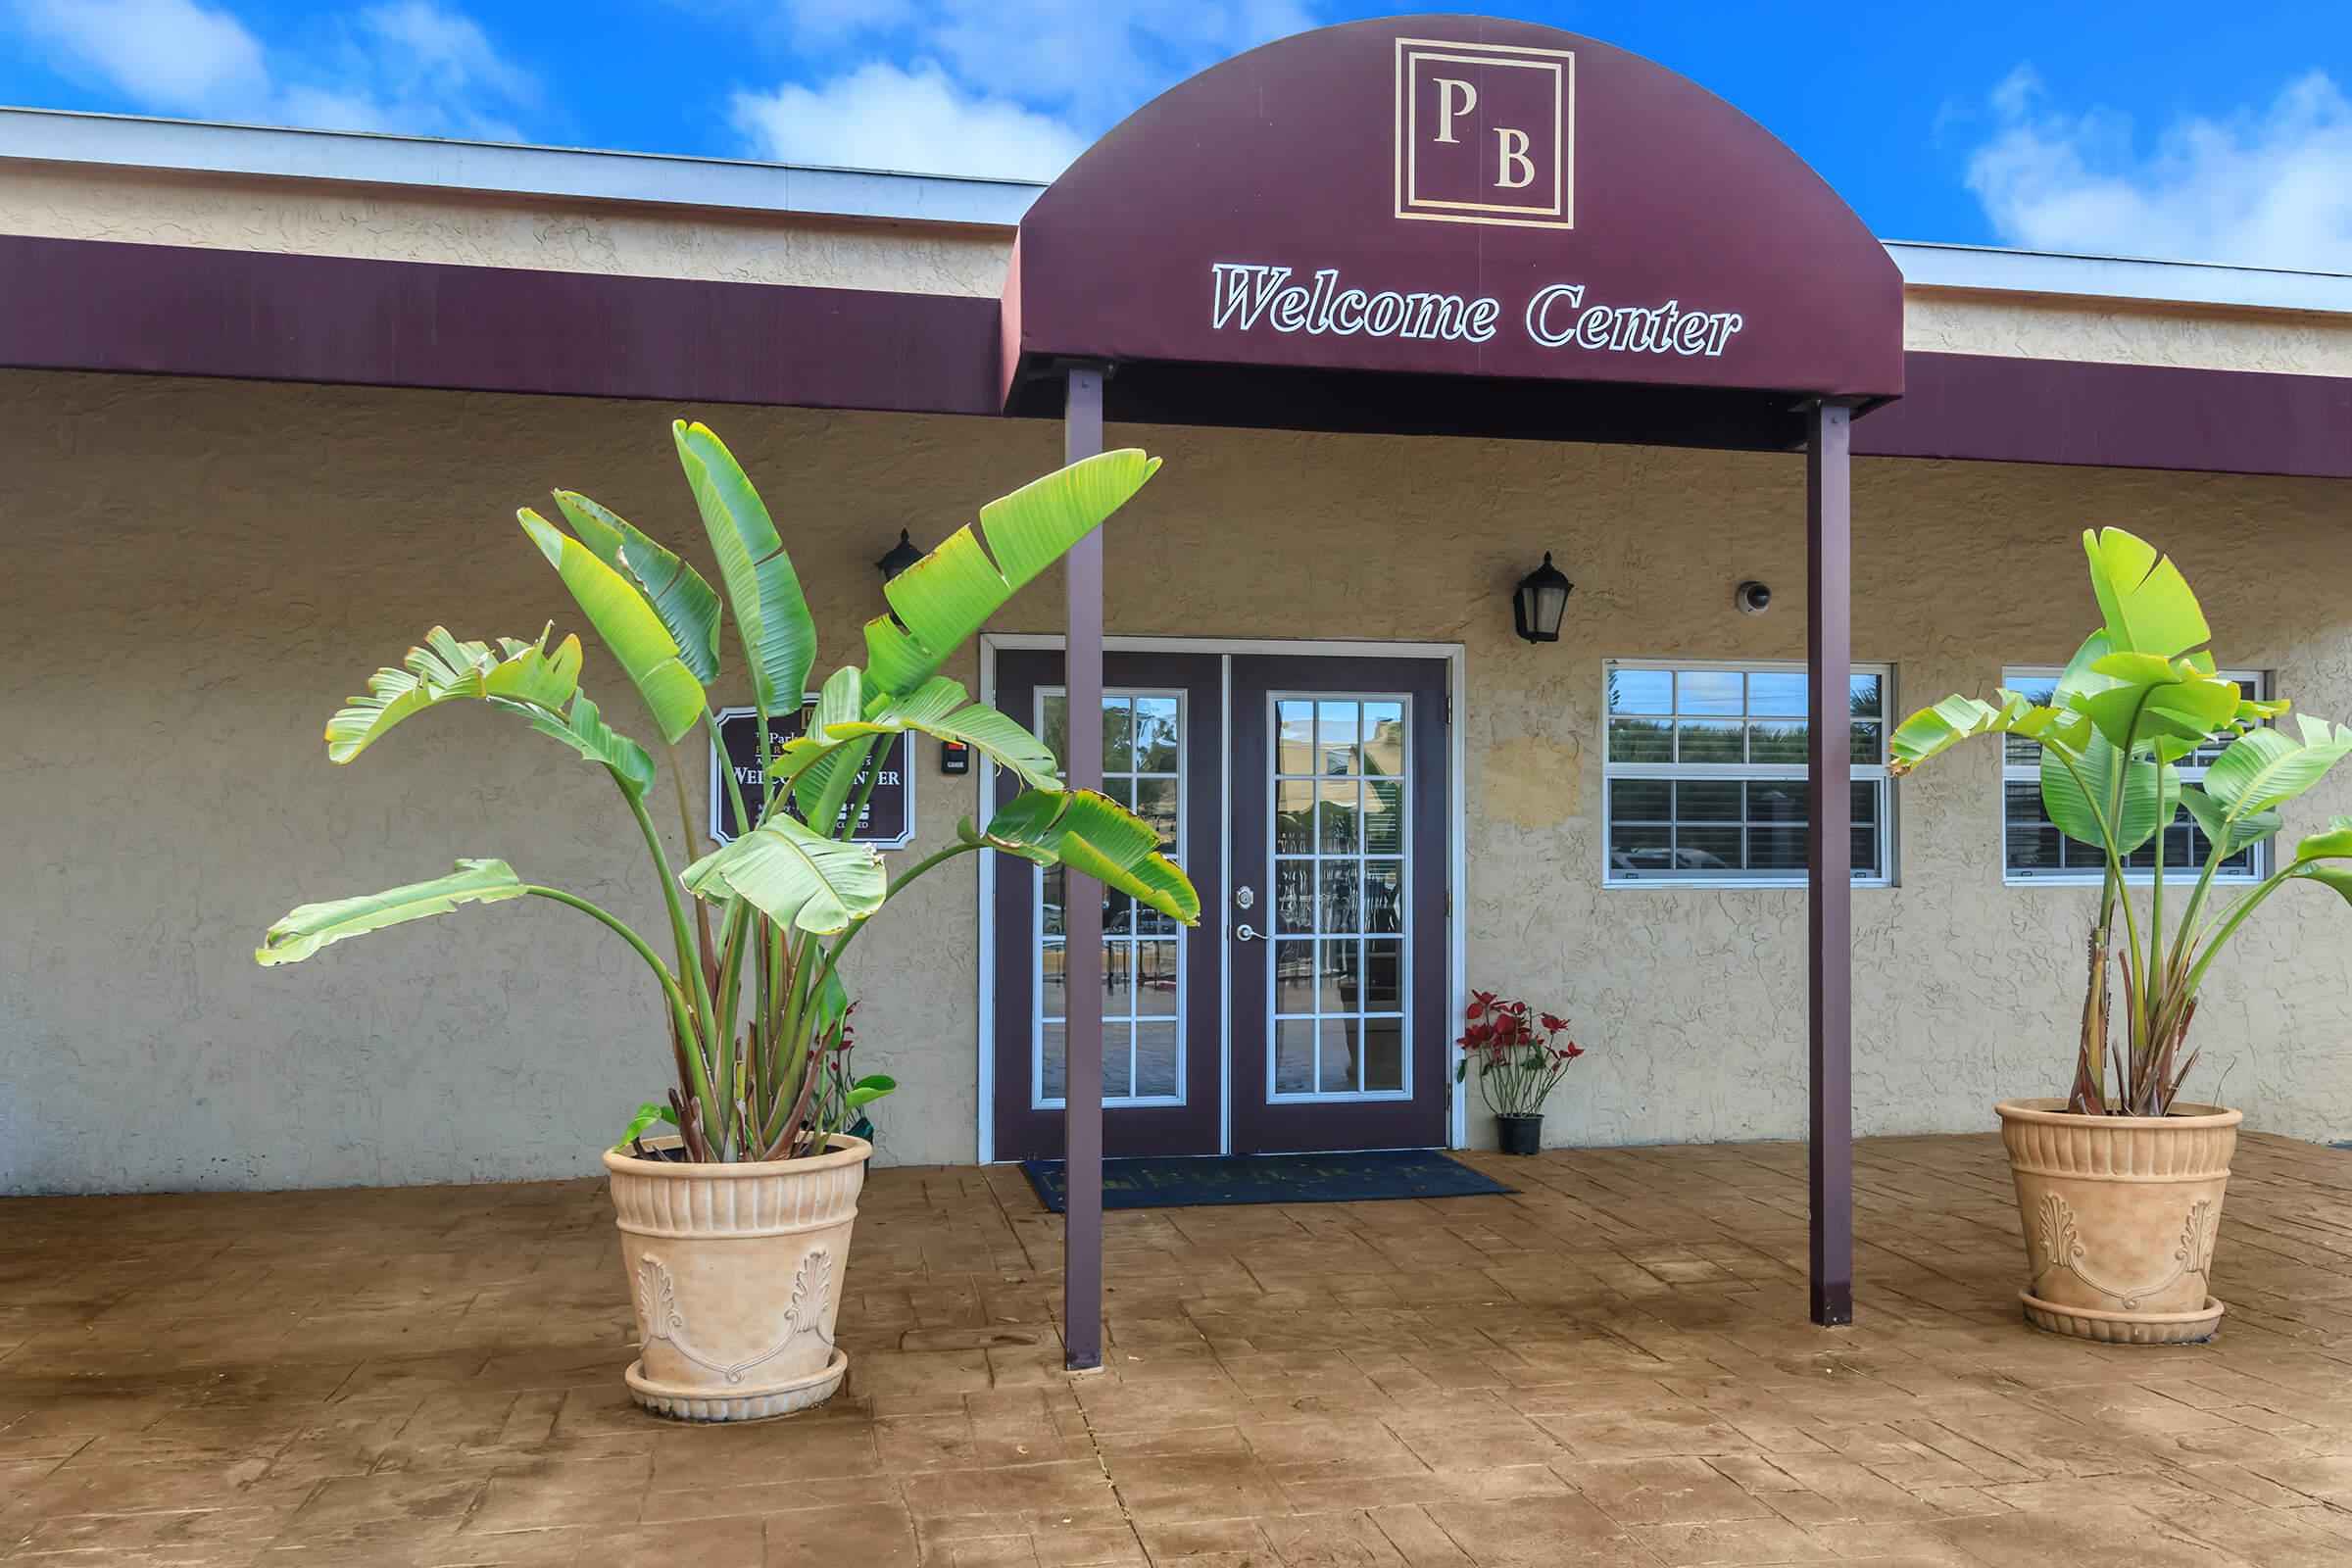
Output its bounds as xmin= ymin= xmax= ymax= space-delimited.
xmin=1394 ymin=37 xmax=1574 ymax=229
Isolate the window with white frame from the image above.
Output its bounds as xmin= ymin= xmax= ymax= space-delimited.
xmin=2000 ymin=665 xmax=2270 ymax=885
xmin=1603 ymin=661 xmax=1894 ymax=886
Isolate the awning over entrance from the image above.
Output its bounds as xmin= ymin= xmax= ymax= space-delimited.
xmin=1001 ymin=16 xmax=1904 ymax=448
xmin=1010 ymin=15 xmax=1892 ymax=1368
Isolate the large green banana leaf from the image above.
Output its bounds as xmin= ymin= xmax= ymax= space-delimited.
xmin=2203 ymin=714 xmax=2352 ymax=819
xmin=2077 ymin=651 xmax=2243 ymax=752
xmin=2041 ymin=729 xmax=2176 ymax=855
xmin=553 ymin=490 xmax=722 ymax=685
xmin=518 ymin=509 xmax=706 ymax=745
xmin=680 ymin=811 xmax=885 ymax=935
xmin=770 ymin=669 xmax=1060 ymax=795
xmin=327 ymin=627 xmax=581 ymax=762
xmin=257 ymin=858 xmax=525 ymax=965
xmin=2293 ymin=817 xmax=2352 ymax=864
xmin=863 ymin=451 xmax=1160 ymax=698
xmin=515 ymin=691 xmax=658 ymax=798
xmin=2179 ymin=787 xmax=2281 ymax=859
xmin=1888 ymin=689 xmax=2086 ymax=774
xmin=978 ymin=789 xmax=1200 ymax=926
xmin=2082 ymin=527 xmax=2210 ymax=661
xmin=673 ymin=421 xmax=816 ymax=715
xmin=323 ymin=625 xmax=656 ymax=796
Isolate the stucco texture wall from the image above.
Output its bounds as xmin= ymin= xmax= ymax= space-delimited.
xmin=0 ymin=166 xmax=1014 ymax=295
xmin=3 ymin=368 xmax=2349 ymax=1194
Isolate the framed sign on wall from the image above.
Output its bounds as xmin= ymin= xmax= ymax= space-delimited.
xmin=708 ymin=702 xmax=915 ymax=849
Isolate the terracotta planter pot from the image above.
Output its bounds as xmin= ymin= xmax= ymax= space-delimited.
xmin=1996 ymin=1099 xmax=2238 ymax=1346
xmin=603 ymin=1134 xmax=871 ymax=1420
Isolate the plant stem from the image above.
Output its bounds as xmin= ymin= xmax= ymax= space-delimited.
xmin=662 ymin=737 xmax=718 ymax=995
xmin=623 ymin=785 xmax=726 ymax=1154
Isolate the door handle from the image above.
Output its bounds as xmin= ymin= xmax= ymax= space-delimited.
xmin=1234 ymin=923 xmax=1262 ymax=943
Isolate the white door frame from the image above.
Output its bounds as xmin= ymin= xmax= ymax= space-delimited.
xmin=975 ymin=633 xmax=1469 ymax=1162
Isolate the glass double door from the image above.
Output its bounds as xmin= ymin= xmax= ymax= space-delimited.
xmin=991 ymin=650 xmax=1450 ymax=1159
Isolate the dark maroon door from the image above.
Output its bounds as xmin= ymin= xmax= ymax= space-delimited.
xmin=1228 ymin=656 xmax=1451 ymax=1153
xmin=991 ymin=652 xmax=1225 ymax=1159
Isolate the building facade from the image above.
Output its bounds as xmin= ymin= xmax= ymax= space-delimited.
xmin=3 ymin=17 xmax=2350 ymax=1195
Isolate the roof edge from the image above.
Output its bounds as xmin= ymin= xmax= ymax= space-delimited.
xmin=0 ymin=106 xmax=1042 ymax=228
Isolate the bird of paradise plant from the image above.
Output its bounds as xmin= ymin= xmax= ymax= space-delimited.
xmin=258 ymin=422 xmax=1200 ymax=1161
xmin=1890 ymin=528 xmax=2352 ymax=1116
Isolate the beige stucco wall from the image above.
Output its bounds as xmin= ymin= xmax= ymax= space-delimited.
xmin=0 ymin=164 xmax=1013 ymax=295
xmin=1903 ymin=290 xmax=2352 ymax=376
xmin=3 ymin=368 xmax=2350 ymax=1195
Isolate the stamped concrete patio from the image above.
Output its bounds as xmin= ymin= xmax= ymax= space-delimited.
xmin=6 ymin=1131 xmax=2352 ymax=1567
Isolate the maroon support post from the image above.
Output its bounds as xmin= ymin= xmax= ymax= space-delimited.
xmin=1806 ymin=399 xmax=1856 ymax=1328
xmin=1062 ymin=366 xmax=1106 ymax=1370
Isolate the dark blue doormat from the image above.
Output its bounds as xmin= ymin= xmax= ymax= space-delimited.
xmin=1018 ymin=1150 xmax=1512 ymax=1212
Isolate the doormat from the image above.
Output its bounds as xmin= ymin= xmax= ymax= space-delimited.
xmin=1018 ymin=1150 xmax=1512 ymax=1212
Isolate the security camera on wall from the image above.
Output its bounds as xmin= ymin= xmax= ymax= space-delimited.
xmin=1736 ymin=580 xmax=1772 ymax=616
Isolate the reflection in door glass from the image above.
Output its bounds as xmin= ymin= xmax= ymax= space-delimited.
xmin=1036 ymin=690 xmax=1184 ymax=1104
xmin=1269 ymin=696 xmax=1409 ymax=1099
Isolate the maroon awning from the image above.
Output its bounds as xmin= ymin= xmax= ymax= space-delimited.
xmin=1000 ymin=15 xmax=1905 ymax=447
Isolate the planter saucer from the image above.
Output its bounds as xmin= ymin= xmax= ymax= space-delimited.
xmin=624 ymin=1347 xmax=850 ymax=1421
xmin=2019 ymin=1291 xmax=2224 ymax=1346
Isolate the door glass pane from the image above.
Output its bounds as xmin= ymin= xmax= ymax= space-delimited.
xmin=1268 ymin=690 xmax=1411 ymax=1101
xmin=1317 ymin=701 xmax=1360 ymax=774
xmin=1276 ymin=781 xmax=1315 ymax=853
xmin=1362 ymin=702 xmax=1405 ymax=780
xmin=1135 ymin=777 xmax=1179 ymax=850
xmin=1318 ymin=1018 xmax=1359 ymax=1094
xmin=1134 ymin=1023 xmax=1179 ymax=1098
xmin=1102 ymin=1021 xmax=1134 ymax=1098
xmin=1274 ymin=1019 xmax=1316 ymax=1094
xmin=1135 ymin=941 xmax=1178 ymax=1015
xmin=1035 ymin=686 xmax=1185 ymax=1106
xmin=1363 ymin=939 xmax=1403 ymax=1011
xmin=1275 ymin=861 xmax=1315 ymax=933
xmin=1362 ymin=1018 xmax=1404 ymax=1092
xmin=1317 ymin=782 xmax=1359 ymax=852
xmin=1041 ymin=1021 xmax=1066 ymax=1100
xmin=1135 ymin=698 xmax=1179 ymax=771
xmin=1274 ymin=940 xmax=1317 ymax=1015
xmin=1364 ymin=780 xmax=1404 ymax=854
xmin=1318 ymin=862 xmax=1358 ymax=933
xmin=1362 ymin=861 xmax=1403 ymax=933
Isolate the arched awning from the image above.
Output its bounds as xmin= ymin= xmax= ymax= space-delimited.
xmin=1002 ymin=15 xmax=1904 ymax=447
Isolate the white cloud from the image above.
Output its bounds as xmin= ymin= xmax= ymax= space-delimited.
xmin=11 ymin=0 xmax=268 ymax=115
xmin=280 ymin=3 xmax=537 ymax=140
xmin=6 ymin=0 xmax=534 ymax=140
xmin=897 ymin=0 xmax=1315 ymax=121
xmin=732 ymin=61 xmax=1087 ymax=180
xmin=1967 ymin=64 xmax=2352 ymax=271
xmin=742 ymin=0 xmax=1317 ymax=176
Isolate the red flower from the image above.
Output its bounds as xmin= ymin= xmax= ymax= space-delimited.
xmin=1540 ymin=1012 xmax=1568 ymax=1034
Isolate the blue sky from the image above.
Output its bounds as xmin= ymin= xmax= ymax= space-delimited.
xmin=5 ymin=2 xmax=2350 ymax=270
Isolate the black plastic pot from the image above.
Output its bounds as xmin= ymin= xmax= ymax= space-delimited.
xmin=1495 ymin=1113 xmax=1544 ymax=1156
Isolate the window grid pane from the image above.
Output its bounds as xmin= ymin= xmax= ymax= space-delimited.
xmin=1037 ymin=689 xmax=1185 ymax=1105
xmin=1603 ymin=662 xmax=1892 ymax=885
xmin=1274 ymin=695 xmax=1409 ymax=1098
xmin=1999 ymin=666 xmax=2267 ymax=885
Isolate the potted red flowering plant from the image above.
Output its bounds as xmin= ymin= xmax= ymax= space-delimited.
xmin=1455 ymin=991 xmax=1585 ymax=1155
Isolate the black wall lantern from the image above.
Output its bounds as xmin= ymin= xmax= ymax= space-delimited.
xmin=875 ymin=528 xmax=926 ymax=582
xmin=1512 ymin=553 xmax=1574 ymax=643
